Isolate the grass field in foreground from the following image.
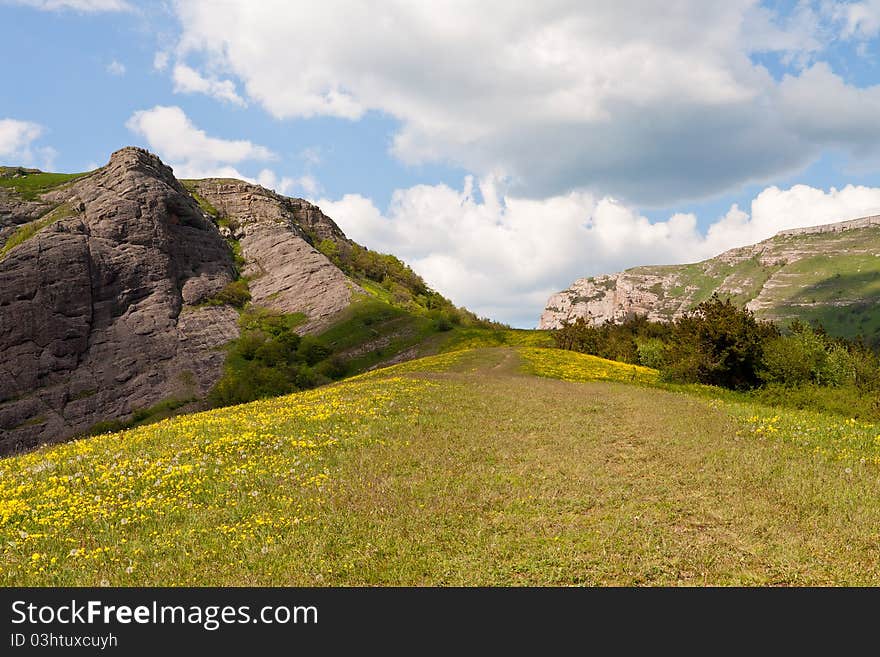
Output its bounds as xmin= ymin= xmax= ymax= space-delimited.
xmin=2 ymin=347 xmax=880 ymax=585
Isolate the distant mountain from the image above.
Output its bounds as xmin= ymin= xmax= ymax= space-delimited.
xmin=540 ymin=216 xmax=880 ymax=341
xmin=0 ymin=147 xmax=474 ymax=453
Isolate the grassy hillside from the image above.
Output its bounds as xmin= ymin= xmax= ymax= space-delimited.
xmin=4 ymin=346 xmax=880 ymax=586
xmin=0 ymin=167 xmax=91 ymax=201
xmin=647 ymin=227 xmax=880 ymax=337
xmin=555 ymin=223 xmax=880 ymax=342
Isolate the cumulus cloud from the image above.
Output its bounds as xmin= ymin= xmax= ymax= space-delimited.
xmin=125 ymin=105 xmax=276 ymax=181
xmin=106 ymin=60 xmax=125 ymax=76
xmin=834 ymin=0 xmax=880 ymax=39
xmin=126 ymin=105 xmax=273 ymax=178
xmin=0 ymin=118 xmax=55 ymax=168
xmin=777 ymin=62 xmax=880 ymax=152
xmin=0 ymin=119 xmax=42 ymax=159
xmin=124 ymin=105 xmax=316 ymax=198
xmin=167 ymin=1 xmax=880 ymax=205
xmin=172 ymin=64 xmax=246 ymax=107
xmin=255 ymin=170 xmax=319 ymax=197
xmin=8 ymin=0 xmax=130 ymax=11
xmin=318 ymin=179 xmax=880 ymax=327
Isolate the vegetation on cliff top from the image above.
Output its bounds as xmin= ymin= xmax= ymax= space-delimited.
xmin=552 ymin=225 xmax=880 ymax=342
xmin=0 ymin=168 xmax=91 ymax=201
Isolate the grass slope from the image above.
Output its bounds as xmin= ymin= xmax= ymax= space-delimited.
xmin=3 ymin=347 xmax=880 ymax=586
xmin=0 ymin=169 xmax=90 ymax=201
xmin=622 ymin=227 xmax=880 ymax=339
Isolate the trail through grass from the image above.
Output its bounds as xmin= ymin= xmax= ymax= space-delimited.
xmin=2 ymin=347 xmax=880 ymax=585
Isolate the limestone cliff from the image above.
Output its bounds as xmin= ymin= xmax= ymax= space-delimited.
xmin=540 ymin=215 xmax=880 ymax=340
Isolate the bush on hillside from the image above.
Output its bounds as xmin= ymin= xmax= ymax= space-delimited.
xmin=208 ymin=309 xmax=334 ymax=407
xmin=663 ymin=296 xmax=779 ymax=389
xmin=551 ymin=294 xmax=880 ymax=418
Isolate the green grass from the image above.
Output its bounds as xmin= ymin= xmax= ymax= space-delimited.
xmin=722 ymin=257 xmax=784 ymax=306
xmin=317 ymin=296 xmax=437 ymax=372
xmin=199 ymin=278 xmax=252 ymax=308
xmin=179 ymin=182 xmax=221 ymax=219
xmin=4 ymin=346 xmax=880 ymax=585
xmin=0 ymin=170 xmax=90 ymax=201
xmin=664 ymin=262 xmax=729 ymax=303
xmin=86 ymin=396 xmax=197 ymax=436
xmin=439 ymin=327 xmax=553 ymax=352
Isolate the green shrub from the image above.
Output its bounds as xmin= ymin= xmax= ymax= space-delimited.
xmin=751 ymin=384 xmax=880 ymax=420
xmin=316 ymin=354 xmax=349 ymax=379
xmin=759 ymin=331 xmax=825 ymax=386
xmin=821 ymin=343 xmax=856 ymax=387
xmin=208 ymin=308 xmax=328 ymax=407
xmin=663 ymin=296 xmax=778 ymax=389
xmin=297 ymin=335 xmax=331 ymax=366
xmin=204 ymin=279 xmax=251 ymax=308
xmin=636 ymin=338 xmax=667 ymax=369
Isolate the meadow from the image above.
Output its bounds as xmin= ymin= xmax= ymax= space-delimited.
xmin=2 ymin=346 xmax=880 ymax=585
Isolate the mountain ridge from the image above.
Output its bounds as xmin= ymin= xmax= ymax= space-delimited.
xmin=540 ymin=215 xmax=880 ymax=341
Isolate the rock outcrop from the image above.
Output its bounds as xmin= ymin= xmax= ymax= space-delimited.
xmin=187 ymin=179 xmax=360 ymax=333
xmin=0 ymin=148 xmax=367 ymax=454
xmin=540 ymin=216 xmax=880 ymax=336
xmin=0 ymin=147 xmax=240 ymax=453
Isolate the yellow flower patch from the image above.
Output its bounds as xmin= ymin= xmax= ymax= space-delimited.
xmin=517 ymin=347 xmax=659 ymax=385
xmin=0 ymin=376 xmax=433 ymax=584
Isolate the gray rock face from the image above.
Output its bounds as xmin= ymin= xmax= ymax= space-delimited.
xmin=189 ymin=178 xmax=349 ymax=243
xmin=0 ymin=147 xmax=239 ymax=454
xmin=0 ymin=188 xmax=51 ymax=244
xmin=0 ymin=148 xmax=382 ymax=454
xmin=189 ymin=179 xmax=360 ymax=333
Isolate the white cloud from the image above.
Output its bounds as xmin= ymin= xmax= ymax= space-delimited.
xmin=0 ymin=119 xmax=42 ymax=159
xmin=298 ymin=146 xmax=322 ymax=168
xmin=255 ymin=169 xmax=319 ymax=197
xmin=0 ymin=118 xmax=55 ymax=168
xmin=293 ymin=174 xmax=319 ymax=196
xmin=153 ymin=51 xmax=169 ymax=71
xmin=124 ymin=105 xmax=314 ymax=199
xmin=318 ymin=179 xmax=880 ymax=327
xmin=106 ymin=60 xmax=125 ymax=76
xmin=126 ymin=105 xmax=273 ymax=178
xmin=8 ymin=0 xmax=130 ymax=11
xmin=168 ymin=1 xmax=880 ymax=205
xmin=776 ymin=62 xmax=880 ymax=152
xmin=172 ymin=64 xmax=246 ymax=107
xmin=834 ymin=0 xmax=880 ymax=39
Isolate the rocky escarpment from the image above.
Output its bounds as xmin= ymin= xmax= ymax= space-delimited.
xmin=0 ymin=146 xmax=451 ymax=454
xmin=541 ymin=216 xmax=880 ymax=338
xmin=0 ymin=147 xmax=240 ymax=454
xmin=187 ymin=179 xmax=360 ymax=333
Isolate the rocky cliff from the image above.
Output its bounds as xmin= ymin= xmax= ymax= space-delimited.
xmin=186 ymin=178 xmax=360 ymax=333
xmin=0 ymin=147 xmax=363 ymax=454
xmin=540 ymin=216 xmax=880 ymax=340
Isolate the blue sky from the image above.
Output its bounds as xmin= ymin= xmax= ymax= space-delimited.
xmin=3 ymin=1 xmax=880 ymax=326
xmin=0 ymin=3 xmax=468 ymax=206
